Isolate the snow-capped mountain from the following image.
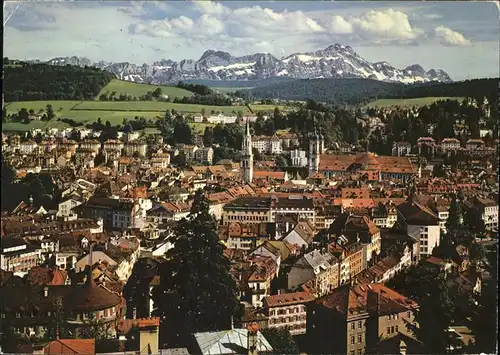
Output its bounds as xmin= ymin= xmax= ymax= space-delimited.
xmin=43 ymin=44 xmax=452 ymax=84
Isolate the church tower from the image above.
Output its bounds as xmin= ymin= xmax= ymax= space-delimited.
xmin=241 ymin=118 xmax=253 ymax=183
xmin=308 ymin=128 xmax=320 ymax=174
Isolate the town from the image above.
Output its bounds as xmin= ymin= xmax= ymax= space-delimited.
xmin=1 ymin=90 xmax=498 ymax=354
xmin=2 ymin=1 xmax=499 ymax=354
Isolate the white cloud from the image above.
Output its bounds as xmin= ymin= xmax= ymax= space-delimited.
xmin=191 ymin=0 xmax=230 ymax=16
xmin=330 ymin=15 xmax=353 ymax=34
xmin=434 ymin=26 xmax=472 ymax=46
xmin=350 ymin=9 xmax=423 ymax=42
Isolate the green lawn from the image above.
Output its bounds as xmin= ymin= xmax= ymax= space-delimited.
xmin=189 ymin=122 xmax=215 ymax=134
xmin=364 ymin=97 xmax=464 ymax=108
xmin=97 ymin=79 xmax=193 ymax=99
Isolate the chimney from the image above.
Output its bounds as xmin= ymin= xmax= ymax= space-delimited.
xmin=399 ymin=339 xmax=407 ymax=355
xmin=139 ymin=318 xmax=160 ymax=355
xmin=247 ymin=323 xmax=259 ymax=355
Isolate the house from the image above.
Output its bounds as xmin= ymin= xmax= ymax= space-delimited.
xmin=224 ymin=222 xmax=276 ymax=250
xmin=288 ymin=249 xmax=339 ymax=297
xmin=329 ymin=241 xmax=368 ymax=285
xmin=151 ymin=153 xmax=171 ymax=169
xmin=440 ymin=138 xmax=460 ymax=153
xmin=290 ymin=149 xmax=308 ymax=167
xmin=279 ymin=220 xmax=315 ymax=248
xmin=179 ymin=144 xmax=198 ymax=161
xmin=57 ymin=195 xmax=84 ymax=218
xmin=249 ymin=241 xmax=282 ymax=274
xmin=396 ymin=200 xmax=441 ymax=257
xmin=469 ymin=196 xmax=498 ymax=231
xmin=307 ymin=283 xmax=419 ymax=355
xmin=328 ymin=213 xmax=381 ymax=262
xmin=194 ymin=147 xmax=214 ymax=164
xmin=0 ymin=275 xmax=123 ymax=338
xmin=77 ymin=196 xmax=135 ymax=230
xmin=19 ymin=140 xmax=38 ymax=155
xmin=465 ymin=139 xmax=484 ymax=152
xmin=146 ymin=202 xmax=191 ymax=223
xmin=262 ymin=291 xmax=315 ymax=335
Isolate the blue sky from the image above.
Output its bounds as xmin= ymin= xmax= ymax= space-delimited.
xmin=3 ymin=1 xmax=499 ymax=80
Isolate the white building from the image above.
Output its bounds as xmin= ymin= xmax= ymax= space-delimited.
xmin=440 ymin=138 xmax=460 ymax=153
xmin=392 ymin=142 xmax=412 ymax=157
xmin=252 ymin=136 xmax=282 ymax=155
xmin=194 ymin=147 xmax=214 ymax=164
xmin=397 ymin=200 xmax=441 ymax=258
xmin=290 ymin=149 xmax=308 ymax=167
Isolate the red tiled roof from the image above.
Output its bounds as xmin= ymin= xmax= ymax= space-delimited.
xmin=264 ymin=291 xmax=315 ymax=308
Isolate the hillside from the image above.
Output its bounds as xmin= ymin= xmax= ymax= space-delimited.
xmin=97 ymin=79 xmax=193 ymax=100
xmin=239 ymin=78 xmax=405 ymax=106
xmin=242 ymin=77 xmax=499 ymax=106
xmin=3 ymin=58 xmax=114 ymax=101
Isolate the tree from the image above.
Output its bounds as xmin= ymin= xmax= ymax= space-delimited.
xmin=463 ymin=207 xmax=485 ymax=236
xmin=433 ymin=164 xmax=445 ymax=177
xmin=252 ymin=148 xmax=262 ymax=161
xmin=261 ymin=328 xmax=300 ymax=355
xmin=203 ymin=126 xmax=214 ymax=146
xmin=444 ymin=195 xmax=461 ymax=246
xmin=152 ymin=191 xmax=241 ymax=346
xmin=45 ymin=296 xmax=72 ymax=341
xmin=79 ymin=315 xmax=111 ymax=340
xmin=275 ymin=155 xmax=288 ymax=169
xmin=18 ymin=108 xmax=30 ymax=123
xmin=46 ymin=104 xmax=55 ymax=120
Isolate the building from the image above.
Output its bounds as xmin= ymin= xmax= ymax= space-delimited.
xmin=124 ymin=141 xmax=147 ymax=157
xmin=150 ymin=153 xmax=171 ymax=169
xmin=328 ymin=213 xmax=382 ymax=262
xmin=252 ymin=135 xmax=282 ymax=155
xmin=417 ymin=137 xmax=436 ymax=156
xmin=222 ymin=195 xmax=315 ymax=226
xmin=240 ymin=120 xmax=254 ymax=183
xmin=0 ymin=273 xmax=123 ymax=338
xmin=308 ymin=131 xmax=323 ymax=174
xmin=0 ymin=237 xmax=42 ymax=275
xmin=307 ymin=283 xmax=419 ymax=355
xmin=397 ymin=200 xmax=441 ymax=258
xmin=318 ymin=153 xmax=417 ymax=183
xmin=77 ymin=196 xmax=135 ymax=230
xmin=263 ymin=291 xmax=315 ymax=335
xmin=19 ymin=140 xmax=38 ymax=155
xmin=288 ymin=249 xmax=340 ymax=297
xmin=392 ymin=142 xmax=412 ymax=157
xmin=465 ymin=139 xmax=484 ymax=152
xmin=194 ymin=147 xmax=214 ymax=164
xmin=440 ymin=138 xmax=460 ymax=153
xmin=79 ymin=139 xmax=101 ymax=154
xmin=469 ymin=196 xmax=498 ymax=231
xmin=290 ymin=149 xmax=308 ymax=167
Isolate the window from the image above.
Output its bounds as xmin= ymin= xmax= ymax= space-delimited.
xmin=1 ymin=313 xmax=5 ymax=319
xmin=387 ymin=327 xmax=391 ymax=334
xmin=16 ymin=312 xmax=21 ymax=318
xmin=351 ymin=336 xmax=355 ymax=345
xmin=407 ymin=311 xmax=411 ymax=318
xmin=391 ymin=326 xmax=395 ymax=333
xmin=395 ymin=325 xmax=399 ymax=333
xmin=358 ymin=321 xmax=362 ymax=329
xmin=358 ymin=334 xmax=362 ymax=343
xmin=350 ymin=351 xmax=355 ymax=355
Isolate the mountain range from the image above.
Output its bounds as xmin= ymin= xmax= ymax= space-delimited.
xmin=43 ymin=43 xmax=452 ymax=85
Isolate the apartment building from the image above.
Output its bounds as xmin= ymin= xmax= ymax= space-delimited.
xmin=440 ymin=138 xmax=460 ymax=153
xmin=290 ymin=149 xmax=308 ymax=167
xmin=252 ymin=135 xmax=282 ymax=155
xmin=397 ymin=200 xmax=441 ymax=258
xmin=124 ymin=141 xmax=147 ymax=157
xmin=263 ymin=291 xmax=315 ymax=335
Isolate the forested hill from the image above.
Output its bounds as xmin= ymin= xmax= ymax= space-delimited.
xmin=3 ymin=58 xmax=115 ymax=101
xmin=239 ymin=77 xmax=499 ymax=106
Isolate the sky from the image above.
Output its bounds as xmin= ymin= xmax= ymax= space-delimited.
xmin=3 ymin=1 xmax=499 ymax=80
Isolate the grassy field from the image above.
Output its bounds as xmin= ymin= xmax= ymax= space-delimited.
xmin=97 ymin=79 xmax=193 ymax=99
xmin=189 ymin=122 xmax=215 ymax=134
xmin=364 ymin=97 xmax=464 ymax=108
xmin=3 ymin=99 xmax=287 ymax=132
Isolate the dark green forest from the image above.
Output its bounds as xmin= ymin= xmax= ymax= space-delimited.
xmin=3 ymin=58 xmax=115 ymax=101
xmin=239 ymin=78 xmax=499 ymax=106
